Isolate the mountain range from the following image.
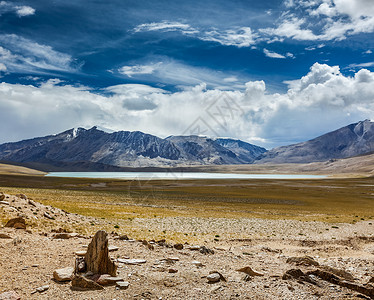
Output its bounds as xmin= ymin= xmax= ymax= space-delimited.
xmin=0 ymin=120 xmax=373 ymax=171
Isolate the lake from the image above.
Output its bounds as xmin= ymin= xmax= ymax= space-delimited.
xmin=45 ymin=172 xmax=326 ymax=180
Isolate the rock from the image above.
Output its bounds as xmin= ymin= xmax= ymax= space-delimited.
xmin=117 ymin=258 xmax=146 ymax=265
xmin=236 ymin=266 xmax=264 ymax=277
xmin=207 ymin=273 xmax=221 ymax=283
xmin=108 ymin=245 xmax=119 ymax=252
xmin=200 ymin=246 xmax=214 ymax=255
xmin=0 ymin=291 xmax=20 ymax=300
xmin=320 ymin=265 xmax=355 ymax=281
xmin=286 ymin=256 xmax=319 ymax=266
xmin=174 ymin=243 xmax=184 ymax=250
xmin=118 ymin=235 xmax=129 ymax=240
xmin=147 ymin=243 xmax=154 ymax=250
xmin=116 ymin=281 xmax=130 ymax=290
xmin=0 ymin=193 xmax=5 ymax=201
xmin=209 ymin=271 xmax=226 ymax=282
xmin=53 ymin=267 xmax=74 ymax=282
xmin=168 ymin=268 xmax=178 ymax=273
xmin=189 ymin=245 xmax=200 ymax=250
xmin=53 ymin=233 xmax=72 ymax=239
xmin=28 ymin=199 xmax=37 ymax=207
xmin=96 ymin=274 xmax=124 ymax=286
xmin=0 ymin=233 xmax=12 ymax=239
xmin=307 ymin=269 xmax=374 ymax=297
xmin=35 ymin=285 xmax=49 ymax=293
xmin=0 ymin=201 xmax=9 ymax=205
xmin=76 ymin=257 xmax=86 ymax=273
xmin=17 ymin=194 xmax=27 ymax=200
xmin=71 ymin=274 xmax=104 ymax=290
xmin=191 ymin=261 xmax=204 ymax=267
xmin=44 ymin=212 xmax=54 ymax=220
xmin=369 ymin=276 xmax=374 ymax=283
xmin=85 ymin=230 xmax=117 ymax=276
xmin=5 ymin=217 xmax=26 ymax=229
xmin=282 ymin=269 xmax=318 ymax=285
xmin=13 ymin=223 xmax=26 ymax=229
xmin=75 ymin=250 xmax=86 ymax=256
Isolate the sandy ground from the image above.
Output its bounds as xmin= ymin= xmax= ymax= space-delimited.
xmin=1 ymin=193 xmax=374 ymax=299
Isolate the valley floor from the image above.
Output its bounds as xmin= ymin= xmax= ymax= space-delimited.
xmin=0 ymin=170 xmax=374 ymax=299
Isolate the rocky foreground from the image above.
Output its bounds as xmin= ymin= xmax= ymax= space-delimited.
xmin=0 ymin=192 xmax=374 ymax=299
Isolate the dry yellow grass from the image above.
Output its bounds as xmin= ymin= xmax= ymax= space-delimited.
xmin=0 ymin=163 xmax=46 ymax=176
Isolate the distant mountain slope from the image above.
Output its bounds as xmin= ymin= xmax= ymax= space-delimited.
xmin=255 ymin=120 xmax=374 ymax=164
xmin=0 ymin=127 xmax=266 ymax=169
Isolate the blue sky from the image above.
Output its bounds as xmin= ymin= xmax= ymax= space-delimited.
xmin=1 ymin=0 xmax=374 ymax=148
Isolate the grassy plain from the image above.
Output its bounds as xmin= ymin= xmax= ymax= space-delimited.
xmin=0 ymin=173 xmax=373 ymax=224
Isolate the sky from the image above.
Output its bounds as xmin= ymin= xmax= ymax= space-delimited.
xmin=1 ymin=0 xmax=374 ymax=148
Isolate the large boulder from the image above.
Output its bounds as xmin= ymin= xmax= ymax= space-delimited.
xmin=84 ymin=230 xmax=117 ymax=276
xmin=5 ymin=217 xmax=26 ymax=229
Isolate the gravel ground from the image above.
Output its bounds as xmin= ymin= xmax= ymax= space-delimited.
xmin=0 ymin=193 xmax=373 ymax=299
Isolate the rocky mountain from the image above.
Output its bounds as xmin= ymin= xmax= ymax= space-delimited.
xmin=255 ymin=120 xmax=374 ymax=164
xmin=0 ymin=127 xmax=267 ymax=170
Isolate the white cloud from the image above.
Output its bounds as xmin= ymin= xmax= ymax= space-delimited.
xmin=134 ymin=22 xmax=257 ymax=47
xmin=15 ymin=5 xmax=35 ymax=17
xmin=364 ymin=50 xmax=372 ymax=54
xmin=0 ymin=34 xmax=79 ymax=74
xmin=0 ymin=1 xmax=35 ymax=17
xmin=116 ymin=58 xmax=248 ymax=89
xmin=118 ymin=63 xmax=161 ymax=77
xmin=263 ymin=48 xmax=286 ymax=59
xmin=2 ymin=62 xmax=374 ymax=148
xmin=134 ymin=21 xmax=198 ymax=34
xmin=348 ymin=62 xmax=374 ymax=68
xmin=201 ymin=27 xmax=257 ymax=47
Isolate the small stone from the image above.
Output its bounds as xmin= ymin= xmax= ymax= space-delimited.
xmin=174 ymin=243 xmax=184 ymax=250
xmin=236 ymin=267 xmax=264 ymax=277
xmin=44 ymin=212 xmax=54 ymax=220
xmin=71 ymin=275 xmax=104 ymax=290
xmin=191 ymin=261 xmax=204 ymax=267
xmin=168 ymin=268 xmax=178 ymax=273
xmin=28 ymin=199 xmax=37 ymax=207
xmin=35 ymin=285 xmax=49 ymax=293
xmin=96 ymin=274 xmax=124 ymax=286
xmin=286 ymin=256 xmax=319 ymax=266
xmin=207 ymin=273 xmax=221 ymax=283
xmin=0 ymin=233 xmax=12 ymax=239
xmin=0 ymin=201 xmax=9 ymax=205
xmin=166 ymin=257 xmax=179 ymax=262
xmin=147 ymin=243 xmax=154 ymax=250
xmin=17 ymin=194 xmax=27 ymax=200
xmin=200 ymin=246 xmax=214 ymax=255
xmin=53 ymin=267 xmax=74 ymax=282
xmin=369 ymin=276 xmax=374 ymax=283
xmin=117 ymin=258 xmax=146 ymax=265
xmin=108 ymin=245 xmax=119 ymax=252
xmin=116 ymin=281 xmax=130 ymax=290
xmin=0 ymin=290 xmax=20 ymax=300
xmin=118 ymin=235 xmax=129 ymax=240
xmin=75 ymin=250 xmax=86 ymax=256
xmin=0 ymin=193 xmax=5 ymax=201
xmin=189 ymin=245 xmax=200 ymax=250
xmin=53 ymin=233 xmax=72 ymax=239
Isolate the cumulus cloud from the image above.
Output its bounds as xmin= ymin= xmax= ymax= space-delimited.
xmin=1 ymin=63 xmax=374 ymax=148
xmin=15 ymin=5 xmax=35 ymax=17
xmin=0 ymin=34 xmax=79 ymax=74
xmin=263 ymin=49 xmax=286 ymax=59
xmin=0 ymin=1 xmax=35 ymax=17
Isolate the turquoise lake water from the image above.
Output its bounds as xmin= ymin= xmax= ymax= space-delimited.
xmin=46 ymin=172 xmax=326 ymax=180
